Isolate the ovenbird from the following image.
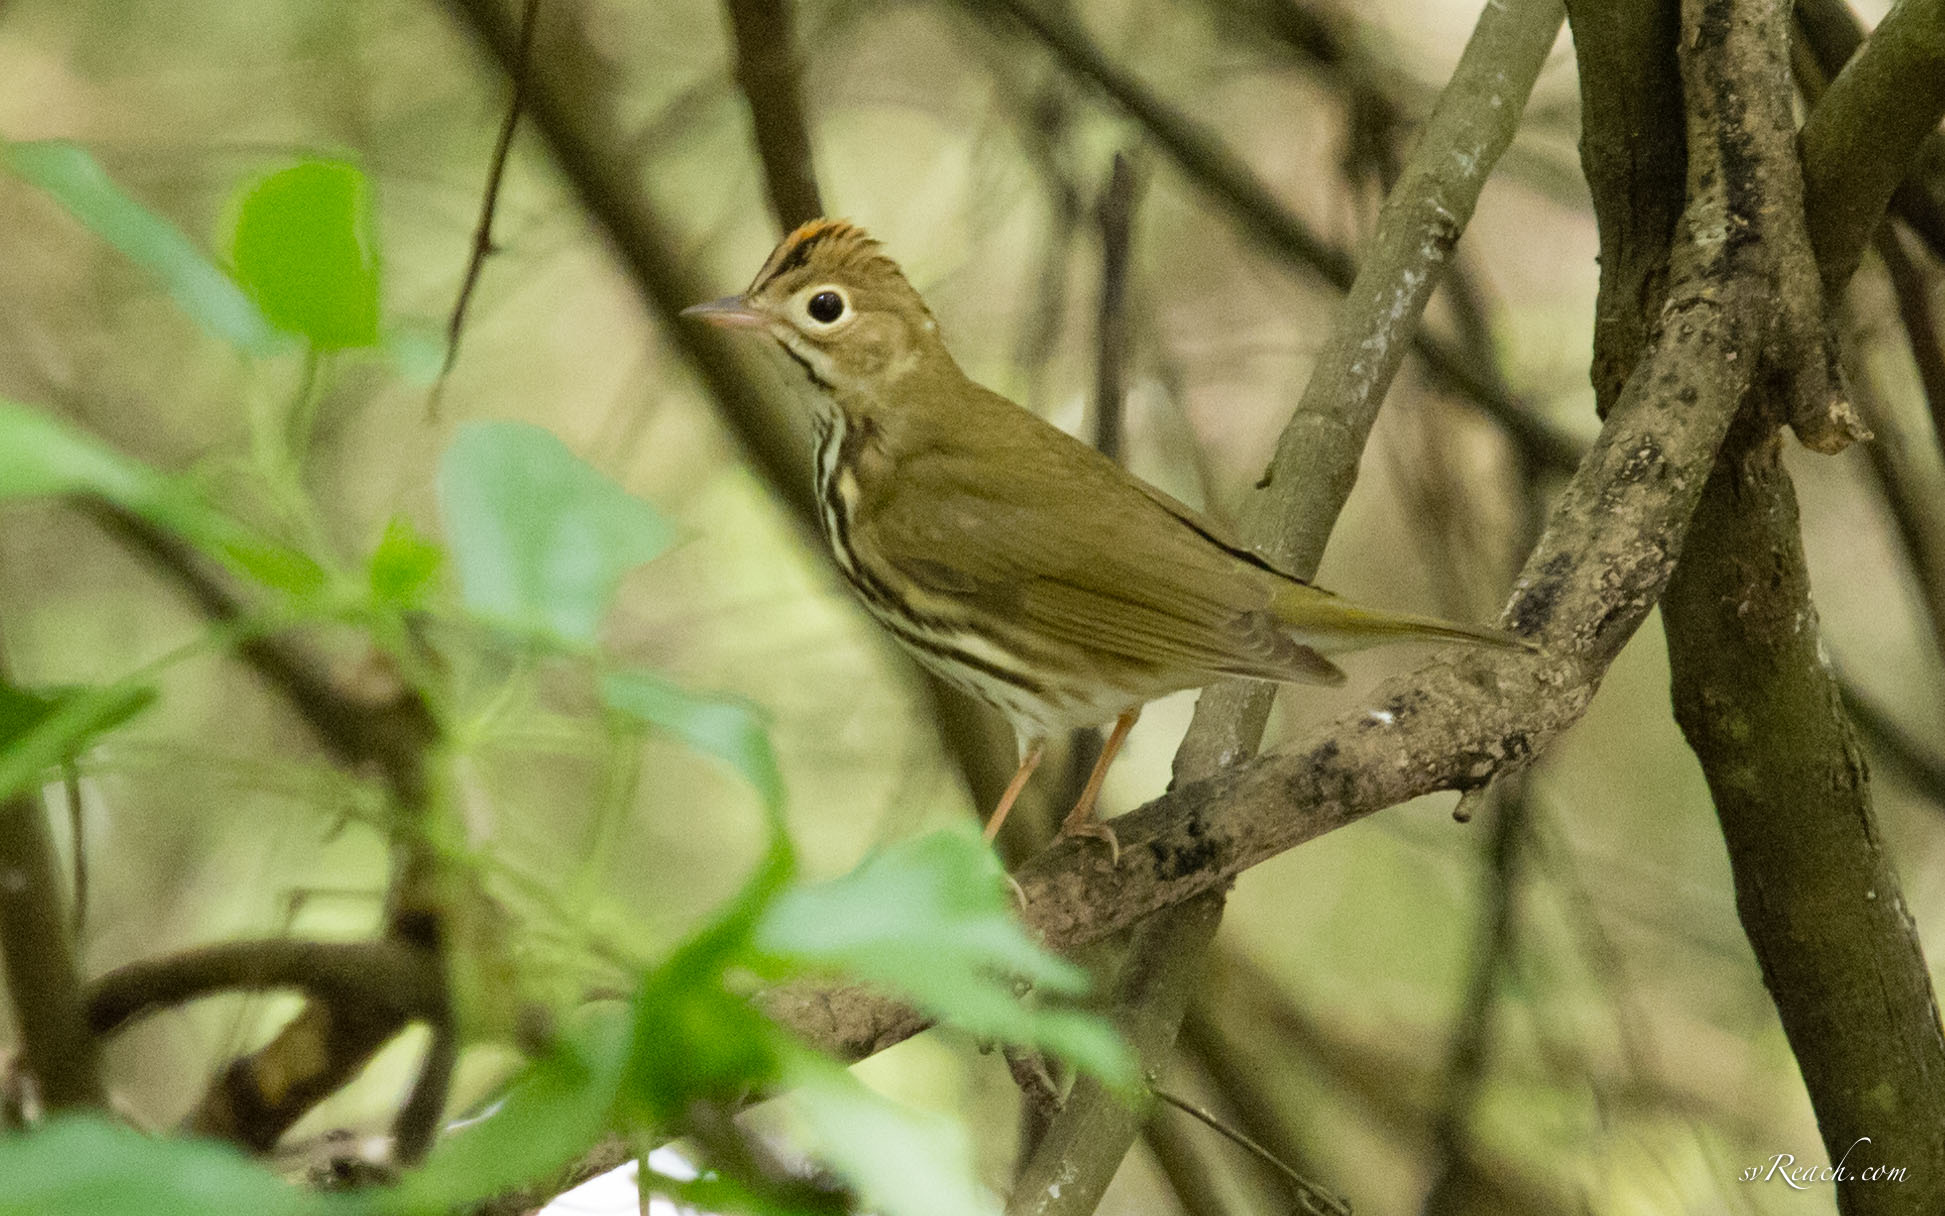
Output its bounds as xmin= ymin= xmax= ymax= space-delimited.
xmin=686 ymin=220 xmax=1525 ymax=861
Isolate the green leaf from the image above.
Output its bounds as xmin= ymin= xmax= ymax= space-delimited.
xmin=377 ymin=1007 xmax=628 ymax=1215
xmin=650 ymin=1170 xmax=850 ymax=1216
xmin=437 ymin=422 xmax=676 ymax=646
xmin=0 ymin=401 xmax=324 ymax=597
xmin=368 ymin=515 xmax=443 ymax=610
xmin=0 ymin=1116 xmax=323 ymax=1216
xmin=0 ymin=679 xmax=156 ymax=802
xmin=0 ymin=140 xmax=281 ymax=355
xmin=601 ymin=670 xmax=783 ymax=813
xmin=229 ymin=160 xmax=380 ymax=349
xmin=756 ymin=828 xmax=1136 ymax=1089
xmin=621 ymin=914 xmax=785 ymax=1129
xmin=781 ymin=1053 xmax=996 ymax=1216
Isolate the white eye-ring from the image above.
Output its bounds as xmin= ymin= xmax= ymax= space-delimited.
xmin=798 ymin=285 xmax=850 ymax=328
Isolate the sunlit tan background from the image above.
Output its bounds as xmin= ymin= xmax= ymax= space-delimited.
xmin=0 ymin=1 xmax=1936 ymax=1213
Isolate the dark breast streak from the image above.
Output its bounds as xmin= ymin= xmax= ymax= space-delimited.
xmin=811 ymin=413 xmax=1059 ymax=709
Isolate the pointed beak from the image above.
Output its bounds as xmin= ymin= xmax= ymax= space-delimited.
xmin=681 ymin=296 xmax=768 ymax=329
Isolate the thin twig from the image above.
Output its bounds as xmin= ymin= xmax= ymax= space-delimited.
xmin=1141 ymin=1105 xmax=1240 ymax=1216
xmin=1090 ymin=151 xmax=1139 ymax=464
xmin=62 ymin=761 xmax=85 ymax=941
xmin=1419 ymin=784 xmax=1526 ymax=1216
xmin=1151 ymin=1086 xmax=1350 ymax=1216
xmin=440 ymin=0 xmax=545 ymax=388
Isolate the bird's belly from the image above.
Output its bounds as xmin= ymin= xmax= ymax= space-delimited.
xmin=875 ymin=612 xmax=1139 ymax=738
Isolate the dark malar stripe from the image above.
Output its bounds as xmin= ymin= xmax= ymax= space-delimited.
xmin=782 ymin=344 xmax=835 ymax=392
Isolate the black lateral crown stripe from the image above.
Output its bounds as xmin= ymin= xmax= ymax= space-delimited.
xmin=760 ymin=225 xmax=836 ymax=289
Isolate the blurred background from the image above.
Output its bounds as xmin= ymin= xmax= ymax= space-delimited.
xmin=0 ymin=0 xmax=1939 ymax=1213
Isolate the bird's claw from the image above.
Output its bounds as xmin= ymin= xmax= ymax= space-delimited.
xmin=1059 ymin=818 xmax=1121 ymax=866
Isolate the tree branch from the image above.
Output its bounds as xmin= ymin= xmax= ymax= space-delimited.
xmin=1571 ymin=0 xmax=1945 ymax=1204
xmin=721 ymin=0 xmax=826 ymax=230
xmin=0 ymin=793 xmax=105 ymax=1112
xmin=1798 ymin=0 xmax=1945 ymax=291
xmin=1667 ymin=416 xmax=1945 ymax=1214
xmin=80 ymin=508 xmax=449 ymax=1151
xmin=85 ymin=938 xmax=442 ymax=1038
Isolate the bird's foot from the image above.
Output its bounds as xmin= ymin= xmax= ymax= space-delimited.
xmin=1057 ymin=817 xmax=1120 ymax=866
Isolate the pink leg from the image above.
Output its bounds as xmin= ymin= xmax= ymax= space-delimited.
xmin=984 ymin=740 xmax=1046 ymax=843
xmin=1058 ymin=708 xmax=1140 ymax=864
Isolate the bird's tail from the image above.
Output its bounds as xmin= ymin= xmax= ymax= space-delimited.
xmin=1270 ymin=583 xmax=1533 ymax=654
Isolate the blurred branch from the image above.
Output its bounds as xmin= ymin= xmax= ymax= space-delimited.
xmin=721 ymin=0 xmax=826 ymax=230
xmin=1184 ymin=954 xmax=1574 ymax=1215
xmin=1089 ymin=152 xmax=1139 ymax=464
xmin=80 ymin=504 xmax=451 ymax=1151
xmin=0 ymin=620 xmax=105 ymax=1114
xmin=1875 ymin=226 xmax=1945 ymax=460
xmin=1419 ymin=785 xmax=1525 ymax=1216
xmin=1841 ymin=240 xmax=1945 ymax=666
xmin=0 ymin=716 xmax=106 ymax=1111
xmin=967 ymin=0 xmax=1583 ymax=471
xmin=1010 ymin=82 xmax=1085 ymax=413
xmin=1798 ymin=0 xmax=1945 ymax=289
xmin=440 ymin=0 xmax=543 ymax=387
xmin=1843 ymin=684 xmax=1945 ymax=802
xmin=392 ymin=1013 xmax=458 ymax=1167
xmin=86 ymin=939 xmax=442 ymax=1037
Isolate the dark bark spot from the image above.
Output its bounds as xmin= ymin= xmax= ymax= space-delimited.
xmin=1614 ymin=436 xmax=1666 ymax=484
xmin=1147 ymin=810 xmax=1217 ymax=881
xmin=1510 ymin=551 xmax=1574 ymax=634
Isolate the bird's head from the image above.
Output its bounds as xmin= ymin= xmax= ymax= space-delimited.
xmin=684 ymin=219 xmax=942 ymax=395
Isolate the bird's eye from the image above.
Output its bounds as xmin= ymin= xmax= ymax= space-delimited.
xmin=806 ymin=289 xmax=846 ymax=324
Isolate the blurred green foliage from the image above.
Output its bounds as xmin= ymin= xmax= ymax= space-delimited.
xmin=0 ymin=150 xmax=1128 ymax=1215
